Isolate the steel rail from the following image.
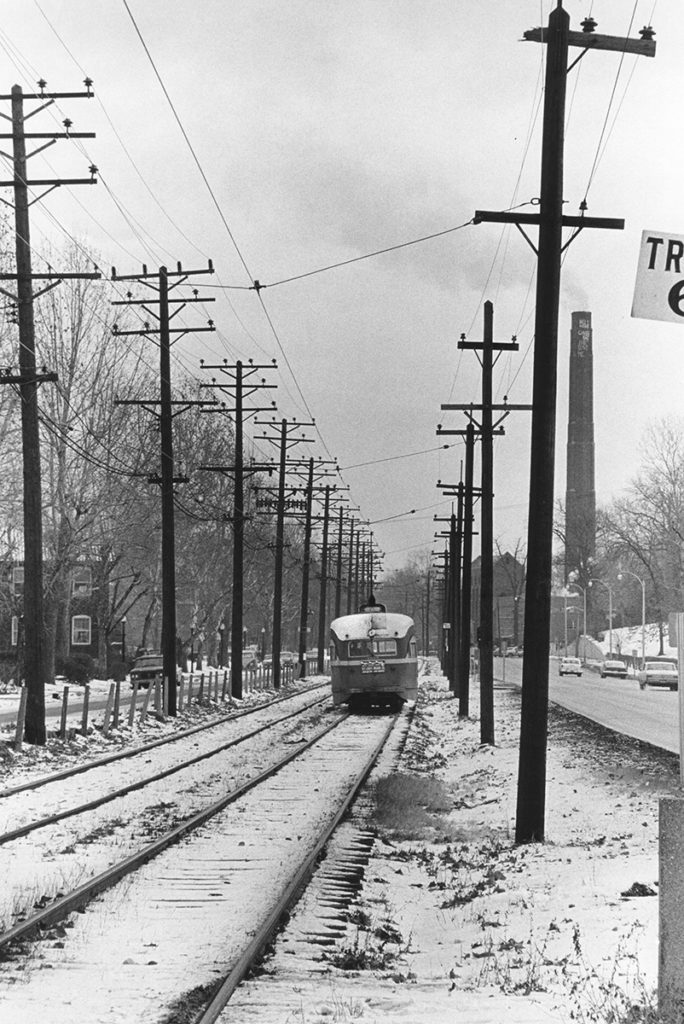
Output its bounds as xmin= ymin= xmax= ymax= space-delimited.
xmin=0 ymin=681 xmax=327 ymax=799
xmin=0 ymin=710 xmax=350 ymax=953
xmin=0 ymin=693 xmax=330 ymax=845
xmin=196 ymin=711 xmax=400 ymax=1024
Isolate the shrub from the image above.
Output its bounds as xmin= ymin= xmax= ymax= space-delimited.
xmin=55 ymin=653 xmax=95 ymax=685
xmin=109 ymin=659 xmax=128 ymax=683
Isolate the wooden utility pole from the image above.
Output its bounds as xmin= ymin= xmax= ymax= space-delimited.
xmin=316 ymin=484 xmax=332 ymax=674
xmin=297 ymin=459 xmax=315 ymax=677
xmin=199 ymin=358 xmax=277 ymax=697
xmin=113 ymin=263 xmax=215 ymax=715
xmin=257 ymin=418 xmax=314 ymax=688
xmin=0 ymin=81 xmax=99 ymax=744
xmin=345 ymin=518 xmax=356 ymax=614
xmin=475 ymin=6 xmax=654 ymax=841
xmin=435 ymin=498 xmax=462 ymax=693
xmin=458 ymin=424 xmax=476 ymax=717
xmin=452 ymin=303 xmax=519 ymax=741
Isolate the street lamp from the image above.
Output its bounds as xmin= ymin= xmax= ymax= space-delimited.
xmin=567 ymin=584 xmax=586 ymax=662
xmin=121 ymin=616 xmax=127 ymax=665
xmin=617 ymin=569 xmax=646 ymax=668
xmin=588 ymin=578 xmax=613 ymax=654
xmin=564 ymin=605 xmax=580 ymax=655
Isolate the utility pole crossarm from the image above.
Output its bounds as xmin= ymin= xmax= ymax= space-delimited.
xmin=522 ymin=26 xmax=656 ymax=57
xmin=473 ymin=210 xmax=624 ymax=230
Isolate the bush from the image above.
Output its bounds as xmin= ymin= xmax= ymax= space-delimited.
xmin=55 ymin=653 xmax=95 ymax=685
xmin=108 ymin=659 xmax=128 ymax=682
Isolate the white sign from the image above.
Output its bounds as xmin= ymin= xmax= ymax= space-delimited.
xmin=632 ymin=230 xmax=684 ymax=324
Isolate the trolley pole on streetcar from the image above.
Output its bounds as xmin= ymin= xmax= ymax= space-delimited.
xmin=113 ymin=262 xmax=216 ymax=716
xmin=199 ymin=358 xmax=278 ymax=698
xmin=474 ymin=6 xmax=653 ymax=841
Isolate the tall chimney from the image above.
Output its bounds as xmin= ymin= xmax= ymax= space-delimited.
xmin=565 ymin=311 xmax=596 ymax=581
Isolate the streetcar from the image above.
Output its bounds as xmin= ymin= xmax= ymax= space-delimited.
xmin=329 ymin=597 xmax=418 ymax=708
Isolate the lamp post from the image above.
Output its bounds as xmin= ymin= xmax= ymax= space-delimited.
xmin=588 ymin=578 xmax=613 ymax=654
xmin=121 ymin=616 xmax=127 ymax=665
xmin=260 ymin=627 xmax=266 ymax=661
xmin=567 ymin=584 xmax=586 ymax=663
xmin=564 ymin=604 xmax=579 ymax=656
xmin=617 ymin=569 xmax=646 ymax=668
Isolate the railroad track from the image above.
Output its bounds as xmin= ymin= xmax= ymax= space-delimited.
xmin=0 ymin=686 xmax=330 ymax=935
xmin=0 ymin=704 xmax=409 ymax=1024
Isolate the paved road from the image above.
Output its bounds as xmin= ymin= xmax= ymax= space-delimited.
xmin=495 ymin=657 xmax=682 ymax=755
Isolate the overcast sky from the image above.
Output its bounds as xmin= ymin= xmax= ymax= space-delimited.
xmin=0 ymin=1 xmax=678 ymax=576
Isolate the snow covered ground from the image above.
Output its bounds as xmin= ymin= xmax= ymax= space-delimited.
xmin=0 ymin=664 xmax=680 ymax=1023
xmin=227 ymin=663 xmax=678 ymax=1024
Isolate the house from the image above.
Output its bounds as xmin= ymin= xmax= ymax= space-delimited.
xmin=0 ymin=561 xmax=100 ymax=664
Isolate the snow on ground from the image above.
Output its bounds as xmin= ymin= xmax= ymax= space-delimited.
xmin=0 ymin=665 xmax=680 ymax=1023
xmin=228 ymin=662 xmax=678 ymax=1024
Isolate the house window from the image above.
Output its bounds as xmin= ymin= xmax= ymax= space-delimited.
xmin=72 ymin=566 xmax=92 ymax=597
xmin=11 ymin=616 xmax=18 ymax=646
xmin=12 ymin=566 xmax=24 ymax=598
xmin=72 ymin=615 xmax=91 ymax=646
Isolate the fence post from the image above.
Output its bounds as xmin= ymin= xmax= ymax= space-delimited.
xmin=221 ymin=669 xmax=228 ymax=701
xmin=162 ymin=677 xmax=168 ymax=718
xmin=140 ymin=682 xmax=153 ymax=723
xmin=178 ymin=676 xmax=185 ymax=712
xmin=187 ymin=672 xmax=194 ymax=706
xmin=14 ymin=684 xmax=27 ymax=752
xmin=199 ymin=672 xmax=205 ymax=700
xmin=113 ymin=680 xmax=121 ymax=730
xmin=59 ymin=685 xmax=69 ymax=740
xmin=81 ymin=683 xmax=90 ymax=736
xmin=154 ymin=675 xmax=162 ymax=715
xmin=128 ymin=681 xmax=139 ymax=728
xmin=102 ymin=682 xmax=116 ymax=737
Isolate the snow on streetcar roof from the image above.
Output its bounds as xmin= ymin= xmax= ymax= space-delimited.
xmin=330 ymin=611 xmax=414 ymax=640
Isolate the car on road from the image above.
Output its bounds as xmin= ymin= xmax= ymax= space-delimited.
xmin=559 ymin=656 xmax=582 ymax=677
xmin=638 ymin=660 xmax=679 ymax=691
xmin=600 ymin=659 xmax=628 ymax=679
xmin=130 ymin=651 xmax=163 ymax=688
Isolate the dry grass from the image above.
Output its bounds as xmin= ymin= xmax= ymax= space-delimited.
xmin=371 ymin=771 xmax=453 ymax=839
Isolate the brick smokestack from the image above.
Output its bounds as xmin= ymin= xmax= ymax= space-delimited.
xmin=564 ymin=311 xmax=596 ymax=582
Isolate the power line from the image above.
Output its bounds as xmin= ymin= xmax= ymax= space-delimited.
xmin=339 ymin=443 xmax=458 ymax=471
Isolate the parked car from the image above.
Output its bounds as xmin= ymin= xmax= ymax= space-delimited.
xmin=600 ymin=659 xmax=628 ymax=679
xmin=559 ymin=656 xmax=582 ymax=677
xmin=638 ymin=661 xmax=678 ymax=691
xmin=130 ymin=651 xmax=163 ymax=688
xmin=280 ymin=650 xmax=296 ymax=666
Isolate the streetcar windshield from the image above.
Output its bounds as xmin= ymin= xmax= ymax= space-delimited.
xmin=348 ymin=638 xmax=398 ymax=658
